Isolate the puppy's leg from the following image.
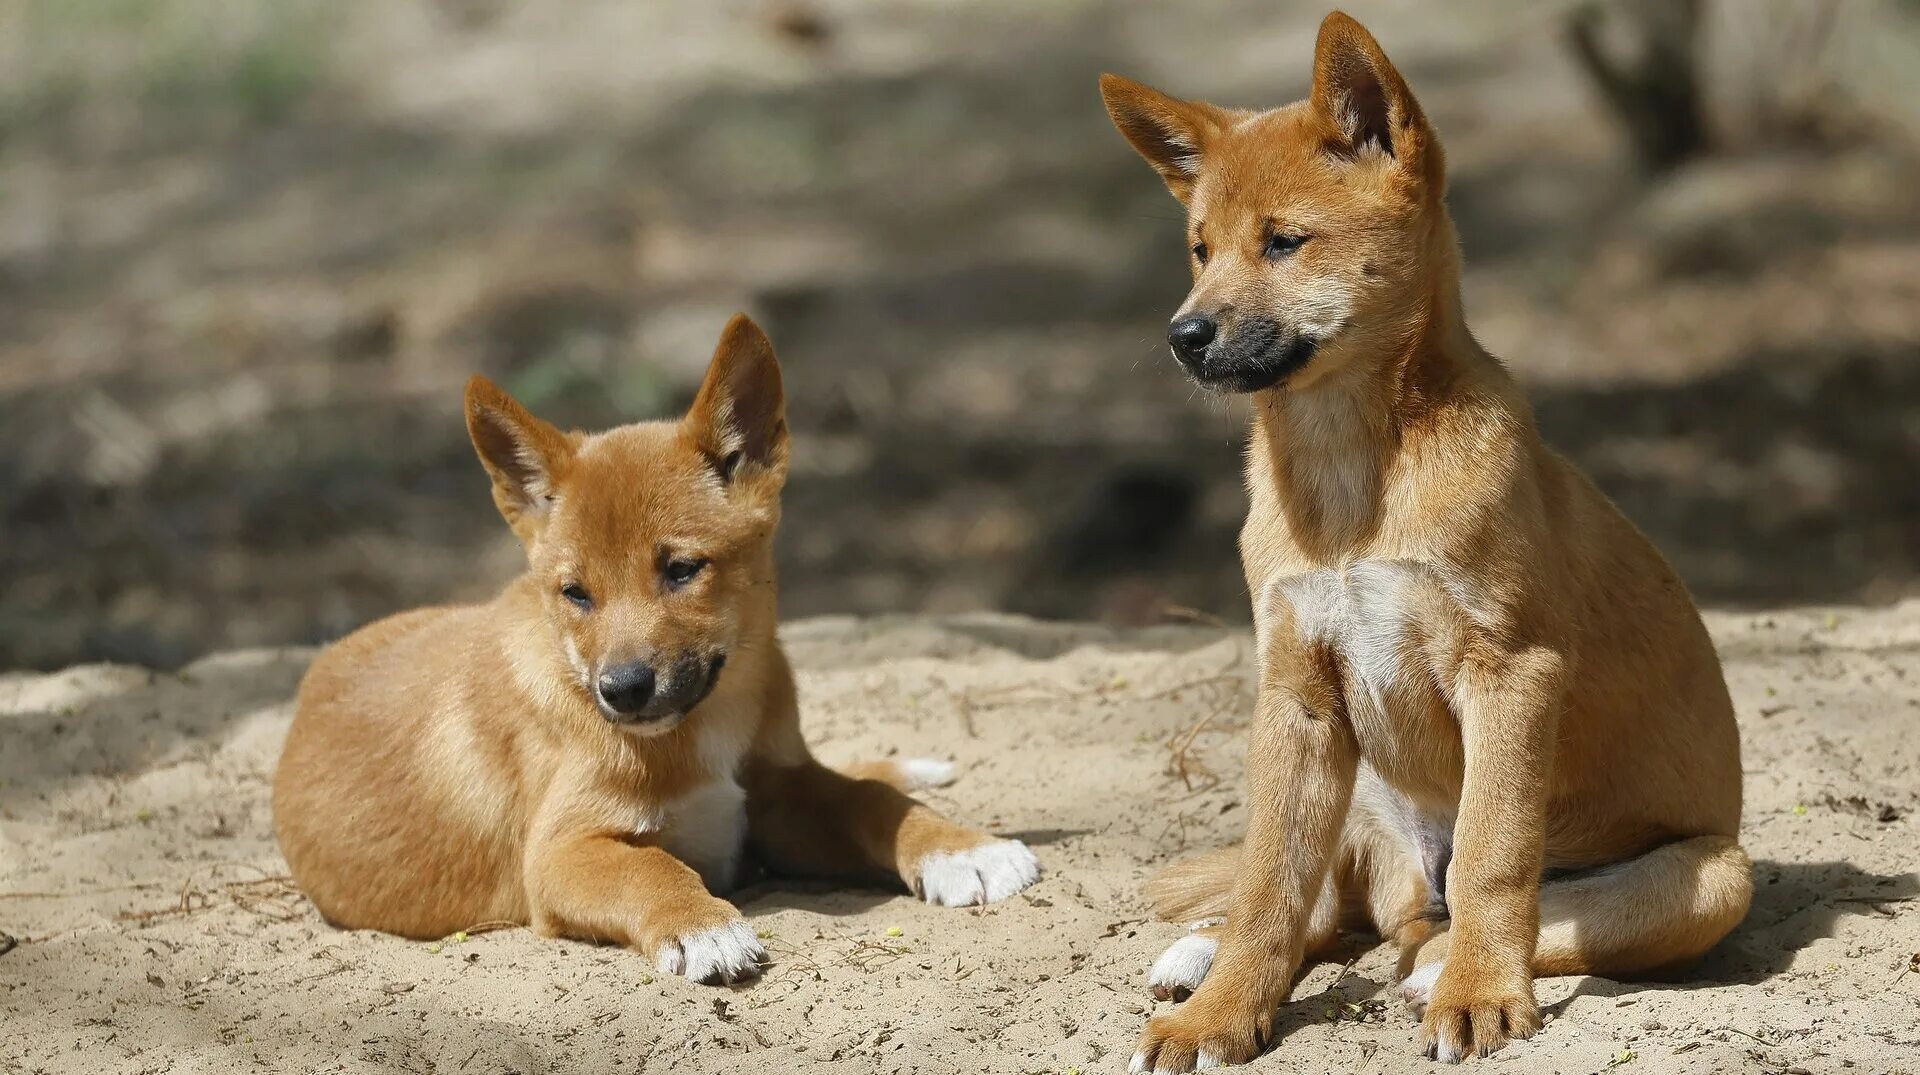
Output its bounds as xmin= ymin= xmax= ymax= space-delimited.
xmin=1400 ymin=834 xmax=1752 ymax=1014
xmin=1131 ymin=640 xmax=1356 ymax=1073
xmin=742 ymin=681 xmax=1037 ymax=906
xmin=1417 ymin=647 xmax=1563 ymax=1063
xmin=524 ymin=830 xmax=765 ymax=984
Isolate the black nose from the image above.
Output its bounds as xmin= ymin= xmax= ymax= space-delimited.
xmin=596 ymin=662 xmax=657 ymax=717
xmin=1168 ymin=315 xmax=1217 ymax=367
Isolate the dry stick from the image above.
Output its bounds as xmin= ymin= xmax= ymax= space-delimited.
xmin=454 ymin=920 xmax=522 ymax=938
xmin=1885 ymin=951 xmax=1920 ymax=991
xmin=0 ymin=882 xmax=168 ymax=900
xmin=1166 ymin=684 xmax=1250 ymax=790
xmin=117 ymin=874 xmax=299 ymax=925
xmin=1160 ymin=604 xmax=1230 ymax=629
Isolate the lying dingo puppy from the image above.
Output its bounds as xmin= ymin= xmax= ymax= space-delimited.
xmin=274 ymin=315 xmax=1038 ymax=982
xmin=1100 ymin=11 xmax=1749 ymax=1068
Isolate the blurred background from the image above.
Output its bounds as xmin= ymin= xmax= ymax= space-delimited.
xmin=2 ymin=0 xmax=1917 ymax=670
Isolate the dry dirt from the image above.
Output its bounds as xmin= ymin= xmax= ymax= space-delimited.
xmin=4 ymin=605 xmax=1917 ymax=1075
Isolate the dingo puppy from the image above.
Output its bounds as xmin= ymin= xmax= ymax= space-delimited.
xmin=273 ymin=315 xmax=1039 ymax=983
xmin=1100 ymin=11 xmax=1748 ymax=1068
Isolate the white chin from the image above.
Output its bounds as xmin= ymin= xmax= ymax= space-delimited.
xmin=611 ymin=713 xmax=685 ymax=737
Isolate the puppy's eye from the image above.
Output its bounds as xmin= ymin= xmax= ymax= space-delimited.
xmin=1264 ymin=233 xmax=1307 ymax=258
xmin=663 ymin=558 xmax=708 ymax=586
xmin=560 ymin=583 xmax=593 ymax=611
xmin=1190 ymin=241 xmax=1209 ymax=265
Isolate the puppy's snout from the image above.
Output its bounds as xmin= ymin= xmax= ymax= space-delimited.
xmin=1168 ymin=315 xmax=1217 ymax=368
xmin=595 ymin=661 xmax=657 ymax=718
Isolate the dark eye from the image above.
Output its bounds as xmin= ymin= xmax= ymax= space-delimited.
xmin=663 ymin=558 xmax=708 ymax=586
xmin=1190 ymin=241 xmax=1209 ymax=265
xmin=1264 ymin=232 xmax=1307 ymax=258
xmin=560 ymin=582 xmax=593 ymax=611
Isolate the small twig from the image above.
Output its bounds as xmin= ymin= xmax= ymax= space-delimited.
xmin=1716 ymin=1024 xmax=1779 ymax=1046
xmin=1160 ymin=605 xmax=1229 ymax=629
xmin=0 ymin=882 xmax=167 ymax=900
xmin=457 ymin=919 xmax=522 ymax=937
xmin=116 ymin=872 xmax=300 ymax=925
xmin=1886 ymin=951 xmax=1920 ymax=991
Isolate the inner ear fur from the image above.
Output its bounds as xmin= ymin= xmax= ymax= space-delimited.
xmin=465 ymin=375 xmax=575 ymax=542
xmin=1310 ymin=11 xmax=1439 ymax=182
xmin=684 ymin=313 xmax=788 ymax=484
xmin=1099 ymin=73 xmax=1233 ymax=203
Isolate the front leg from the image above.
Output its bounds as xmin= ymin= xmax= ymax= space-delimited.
xmin=1419 ymin=646 xmax=1563 ymax=1062
xmin=740 ymin=676 xmax=1038 ymax=906
xmin=524 ymin=825 xmax=765 ymax=984
xmin=1134 ymin=643 xmax=1357 ymax=1073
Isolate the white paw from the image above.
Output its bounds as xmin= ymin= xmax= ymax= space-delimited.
xmin=914 ymin=839 xmax=1040 ymax=906
xmin=897 ymin=757 xmax=958 ymax=790
xmin=1398 ymin=959 xmax=1444 ymax=1018
xmin=1195 ymin=1052 xmax=1225 ymax=1070
xmin=655 ymin=920 xmax=766 ymax=984
xmin=1148 ymin=933 xmax=1218 ymax=999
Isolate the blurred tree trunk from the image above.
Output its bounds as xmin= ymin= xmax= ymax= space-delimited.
xmin=1565 ymin=0 xmax=1709 ymax=175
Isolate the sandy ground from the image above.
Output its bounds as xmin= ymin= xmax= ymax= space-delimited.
xmin=2 ymin=606 xmax=1917 ymax=1075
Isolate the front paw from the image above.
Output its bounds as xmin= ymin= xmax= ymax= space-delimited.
xmin=1418 ymin=964 xmax=1540 ymax=1063
xmin=651 ymin=909 xmax=766 ymax=985
xmin=1130 ymin=999 xmax=1269 ymax=1073
xmin=912 ymin=839 xmax=1040 ymax=906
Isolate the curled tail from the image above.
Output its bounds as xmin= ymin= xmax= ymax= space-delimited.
xmin=1145 ymin=845 xmax=1242 ymax=921
xmin=839 ymin=757 xmax=959 ymax=794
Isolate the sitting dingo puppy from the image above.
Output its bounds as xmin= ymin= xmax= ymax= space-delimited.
xmin=273 ymin=315 xmax=1038 ymax=983
xmin=1100 ymin=11 xmax=1749 ymax=1068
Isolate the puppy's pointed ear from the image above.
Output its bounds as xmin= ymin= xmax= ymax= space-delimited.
xmin=1100 ymin=74 xmax=1231 ymax=203
xmin=684 ymin=314 xmax=787 ymax=485
xmin=465 ymin=375 xmax=575 ymax=544
xmin=1310 ymin=11 xmax=1441 ymax=185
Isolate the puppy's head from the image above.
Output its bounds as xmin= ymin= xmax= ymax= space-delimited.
xmin=1102 ymin=12 xmax=1446 ymax=394
xmin=465 ymin=314 xmax=788 ymax=735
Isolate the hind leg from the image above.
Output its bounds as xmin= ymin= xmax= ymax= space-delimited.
xmin=1141 ymin=803 xmax=1424 ymax=1002
xmin=1399 ymin=835 xmax=1753 ymax=1018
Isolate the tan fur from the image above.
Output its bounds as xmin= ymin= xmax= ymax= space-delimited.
xmin=1102 ymin=11 xmax=1748 ymax=1068
xmin=273 ymin=315 xmax=1037 ymax=983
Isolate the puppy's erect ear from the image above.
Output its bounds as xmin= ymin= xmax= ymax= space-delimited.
xmin=465 ymin=375 xmax=576 ymax=544
xmin=684 ymin=314 xmax=788 ymax=485
xmin=1099 ymin=74 xmax=1233 ymax=203
xmin=1310 ymin=11 xmax=1441 ymax=186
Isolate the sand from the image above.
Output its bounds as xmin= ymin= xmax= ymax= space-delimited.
xmin=3 ymin=606 xmax=1917 ymax=1075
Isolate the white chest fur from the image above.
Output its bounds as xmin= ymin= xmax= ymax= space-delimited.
xmin=633 ymin=715 xmax=754 ymax=893
xmin=1256 ymin=559 xmax=1474 ymax=716
xmin=648 ymin=778 xmax=748 ymax=893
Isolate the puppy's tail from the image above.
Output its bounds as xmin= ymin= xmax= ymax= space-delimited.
xmin=840 ymin=757 xmax=960 ymax=794
xmin=1145 ymin=845 xmax=1242 ymax=922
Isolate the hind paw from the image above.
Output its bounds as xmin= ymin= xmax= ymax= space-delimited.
xmin=1148 ymin=923 xmax=1222 ymax=1001
xmin=1397 ymin=959 xmax=1443 ymax=1018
